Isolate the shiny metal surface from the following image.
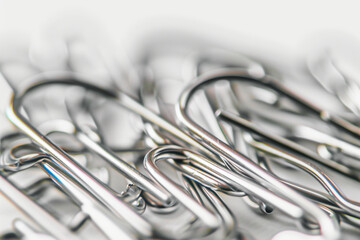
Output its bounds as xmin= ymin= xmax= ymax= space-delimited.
xmin=0 ymin=25 xmax=360 ymax=240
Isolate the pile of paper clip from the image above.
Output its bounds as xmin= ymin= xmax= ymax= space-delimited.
xmin=1 ymin=30 xmax=360 ymax=240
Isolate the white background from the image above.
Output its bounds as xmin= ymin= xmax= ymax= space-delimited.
xmin=0 ymin=0 xmax=360 ymax=54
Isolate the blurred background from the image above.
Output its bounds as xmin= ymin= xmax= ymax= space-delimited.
xmin=0 ymin=0 xmax=359 ymax=105
xmin=0 ymin=0 xmax=359 ymax=57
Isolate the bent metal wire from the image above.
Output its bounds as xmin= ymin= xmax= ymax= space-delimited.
xmin=1 ymin=38 xmax=360 ymax=240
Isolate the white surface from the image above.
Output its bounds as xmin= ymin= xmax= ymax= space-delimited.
xmin=0 ymin=0 xmax=359 ymax=53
